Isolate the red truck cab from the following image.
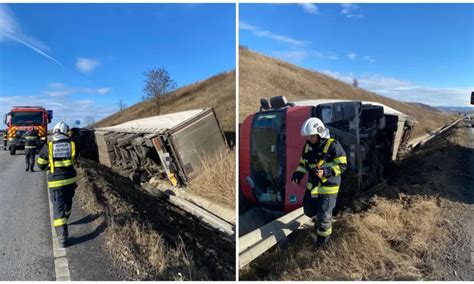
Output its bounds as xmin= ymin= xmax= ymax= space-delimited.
xmin=3 ymin=106 xmax=53 ymax=155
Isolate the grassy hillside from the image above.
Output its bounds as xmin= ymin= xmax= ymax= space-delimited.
xmin=95 ymin=71 xmax=236 ymax=132
xmin=239 ymin=48 xmax=455 ymax=138
xmin=407 ymin=102 xmax=442 ymax=113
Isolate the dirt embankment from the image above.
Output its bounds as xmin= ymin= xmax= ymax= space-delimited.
xmin=241 ymin=121 xmax=473 ymax=281
xmin=94 ymin=71 xmax=236 ymax=132
xmin=239 ymin=48 xmax=456 ymax=138
xmin=74 ymin=158 xmax=235 ymax=281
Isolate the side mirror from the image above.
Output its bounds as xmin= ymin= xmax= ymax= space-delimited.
xmin=270 ymin=96 xmax=288 ymax=109
xmin=260 ymin=99 xmax=270 ymax=111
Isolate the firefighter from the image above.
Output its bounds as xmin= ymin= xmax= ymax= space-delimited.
xmin=291 ymin=118 xmax=348 ymax=248
xmin=37 ymin=121 xmax=77 ymax=248
xmin=24 ymin=128 xmax=38 ymax=172
xmin=2 ymin=130 xmax=7 ymax=151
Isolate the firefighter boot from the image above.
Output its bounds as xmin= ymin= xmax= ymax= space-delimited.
xmin=56 ymin=226 xmax=69 ymax=248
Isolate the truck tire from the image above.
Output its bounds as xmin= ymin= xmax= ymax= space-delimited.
xmin=10 ymin=148 xmax=15 ymax=155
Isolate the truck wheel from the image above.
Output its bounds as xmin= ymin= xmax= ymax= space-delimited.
xmin=10 ymin=148 xmax=16 ymax=155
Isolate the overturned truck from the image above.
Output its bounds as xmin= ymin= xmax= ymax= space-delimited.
xmin=240 ymin=96 xmax=415 ymax=213
xmin=76 ymin=108 xmax=227 ymax=187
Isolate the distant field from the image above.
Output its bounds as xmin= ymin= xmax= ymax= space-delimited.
xmin=239 ymin=48 xmax=455 ymax=138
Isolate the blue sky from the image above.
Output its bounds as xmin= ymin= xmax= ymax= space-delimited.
xmin=0 ymin=3 xmax=235 ymax=127
xmin=240 ymin=4 xmax=474 ymax=107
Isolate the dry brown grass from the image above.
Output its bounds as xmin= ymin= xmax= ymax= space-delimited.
xmin=241 ymin=195 xmax=449 ymax=281
xmin=239 ymin=48 xmax=456 ymax=138
xmin=309 ymin=197 xmax=444 ymax=280
xmin=241 ymin=122 xmax=473 ymax=281
xmin=95 ymin=71 xmax=236 ymax=132
xmin=75 ymin=159 xmax=235 ymax=280
xmin=108 ymin=219 xmax=193 ymax=280
xmin=188 ymin=150 xmax=236 ymax=208
xmin=75 ymin=168 xmax=196 ymax=280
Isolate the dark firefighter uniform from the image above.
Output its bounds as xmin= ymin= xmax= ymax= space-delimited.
xmin=37 ymin=134 xmax=77 ymax=246
xmin=292 ymin=138 xmax=348 ymax=246
xmin=24 ymin=129 xmax=39 ymax=172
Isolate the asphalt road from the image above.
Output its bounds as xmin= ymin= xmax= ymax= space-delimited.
xmin=0 ymin=149 xmax=54 ymax=280
xmin=0 ymin=149 xmax=123 ymax=280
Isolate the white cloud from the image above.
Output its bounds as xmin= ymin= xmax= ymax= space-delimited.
xmin=340 ymin=4 xmax=364 ymax=19
xmin=48 ymin=82 xmax=66 ymax=89
xmin=0 ymin=4 xmax=62 ymax=66
xmin=272 ymin=50 xmax=308 ymax=63
xmin=313 ymin=51 xmax=339 ymax=60
xmin=363 ymin=55 xmax=376 ymax=63
xmin=76 ymin=57 xmax=100 ymax=74
xmin=43 ymin=83 xmax=111 ymax=98
xmin=272 ymin=50 xmax=339 ymax=64
xmin=298 ymin=3 xmax=319 ymax=15
xmin=321 ymin=70 xmax=474 ymax=107
xmin=347 ymin=52 xmax=358 ymax=60
xmin=45 ymin=90 xmax=73 ymax=98
xmin=320 ymin=70 xmax=355 ymax=84
xmin=97 ymin=88 xmax=111 ymax=95
xmin=240 ymin=21 xmax=309 ymax=46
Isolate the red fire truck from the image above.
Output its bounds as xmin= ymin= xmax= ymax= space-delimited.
xmin=3 ymin=106 xmax=53 ymax=155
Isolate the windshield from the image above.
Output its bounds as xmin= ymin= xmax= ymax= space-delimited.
xmin=250 ymin=111 xmax=286 ymax=210
xmin=11 ymin=112 xmax=43 ymax=126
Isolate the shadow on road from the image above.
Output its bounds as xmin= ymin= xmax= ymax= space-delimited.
xmin=69 ymin=213 xmax=101 ymax=226
xmin=66 ymin=219 xmax=107 ymax=247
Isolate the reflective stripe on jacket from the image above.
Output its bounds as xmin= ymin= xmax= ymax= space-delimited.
xmin=295 ymin=137 xmax=348 ymax=195
xmin=24 ymin=134 xmax=38 ymax=149
xmin=37 ymin=138 xmax=77 ymax=189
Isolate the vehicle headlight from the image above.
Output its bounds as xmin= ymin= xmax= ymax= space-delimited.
xmin=41 ymin=137 xmax=46 ymax=140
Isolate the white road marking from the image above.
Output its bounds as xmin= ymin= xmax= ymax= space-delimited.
xmin=46 ymin=176 xmax=71 ymax=281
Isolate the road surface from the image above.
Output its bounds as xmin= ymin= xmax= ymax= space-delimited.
xmin=0 ymin=149 xmax=124 ymax=280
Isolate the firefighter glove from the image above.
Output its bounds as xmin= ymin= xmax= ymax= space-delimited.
xmin=291 ymin=171 xmax=304 ymax=184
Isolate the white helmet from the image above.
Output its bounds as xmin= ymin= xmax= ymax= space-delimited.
xmin=300 ymin=117 xmax=330 ymax=138
xmin=53 ymin=121 xmax=70 ymax=135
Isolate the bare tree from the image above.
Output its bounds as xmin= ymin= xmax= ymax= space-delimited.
xmin=143 ymin=68 xmax=177 ymax=114
xmin=352 ymin=78 xmax=359 ymax=88
xmin=84 ymin=116 xmax=96 ymax=128
xmin=118 ymin=99 xmax=127 ymax=111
